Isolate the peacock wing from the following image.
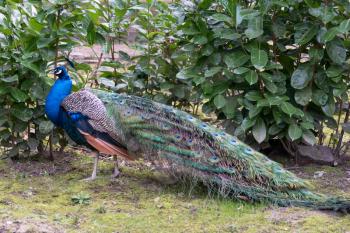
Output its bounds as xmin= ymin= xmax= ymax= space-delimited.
xmin=61 ymin=89 xmax=130 ymax=159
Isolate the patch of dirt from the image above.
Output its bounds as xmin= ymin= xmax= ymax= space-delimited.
xmin=268 ymin=207 xmax=317 ymax=226
xmin=0 ymin=218 xmax=64 ymax=233
xmin=287 ymin=164 xmax=350 ymax=195
xmin=0 ymin=151 xmax=79 ymax=177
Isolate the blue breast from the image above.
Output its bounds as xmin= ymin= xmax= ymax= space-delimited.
xmin=45 ymin=78 xmax=72 ymax=126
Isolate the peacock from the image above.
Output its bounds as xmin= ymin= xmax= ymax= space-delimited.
xmin=45 ymin=66 xmax=350 ymax=212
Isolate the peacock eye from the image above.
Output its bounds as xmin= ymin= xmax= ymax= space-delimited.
xmin=55 ymin=69 xmax=62 ymax=75
xmin=230 ymin=139 xmax=238 ymax=145
xmin=244 ymin=148 xmax=253 ymax=154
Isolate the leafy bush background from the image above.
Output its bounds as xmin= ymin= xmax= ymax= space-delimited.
xmin=1 ymin=0 xmax=350 ymax=158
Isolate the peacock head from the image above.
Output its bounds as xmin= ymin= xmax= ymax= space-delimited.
xmin=53 ymin=66 xmax=69 ymax=79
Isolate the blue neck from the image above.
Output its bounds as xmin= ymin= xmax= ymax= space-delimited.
xmin=45 ymin=75 xmax=72 ymax=126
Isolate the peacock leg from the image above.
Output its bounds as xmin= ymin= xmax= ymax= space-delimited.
xmin=83 ymin=152 xmax=99 ymax=181
xmin=111 ymin=155 xmax=120 ymax=178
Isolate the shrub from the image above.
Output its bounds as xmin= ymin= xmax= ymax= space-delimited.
xmin=123 ymin=0 xmax=350 ymax=156
xmin=0 ymin=0 xmax=94 ymax=157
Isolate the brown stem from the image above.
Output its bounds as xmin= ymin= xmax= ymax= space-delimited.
xmin=334 ymin=101 xmax=350 ymax=157
xmin=280 ymin=139 xmax=296 ymax=157
xmin=49 ymin=132 xmax=54 ymax=161
xmin=318 ymin=121 xmax=324 ymax=145
xmin=54 ymin=7 xmax=61 ymax=69
xmin=91 ymin=53 xmax=104 ymax=87
xmin=49 ymin=6 xmax=62 ymax=161
xmin=336 ymin=99 xmax=343 ymax=135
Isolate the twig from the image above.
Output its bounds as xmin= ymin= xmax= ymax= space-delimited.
xmin=90 ymin=52 xmax=104 ymax=87
xmin=334 ymin=101 xmax=350 ymax=157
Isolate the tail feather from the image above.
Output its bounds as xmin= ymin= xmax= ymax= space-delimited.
xmin=162 ymin=151 xmax=350 ymax=212
xmin=91 ymin=89 xmax=350 ymax=213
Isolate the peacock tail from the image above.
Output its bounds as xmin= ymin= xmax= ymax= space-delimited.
xmin=88 ymin=88 xmax=350 ymax=212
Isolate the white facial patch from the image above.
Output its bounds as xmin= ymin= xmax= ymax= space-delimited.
xmin=55 ymin=69 xmax=62 ymax=75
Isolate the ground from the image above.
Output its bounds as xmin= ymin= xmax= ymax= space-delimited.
xmin=1 ymin=150 xmax=350 ymax=233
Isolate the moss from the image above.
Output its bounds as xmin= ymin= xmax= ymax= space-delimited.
xmin=1 ymin=153 xmax=350 ymax=232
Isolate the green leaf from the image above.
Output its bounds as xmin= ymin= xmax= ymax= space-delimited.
xmin=301 ymin=122 xmax=314 ymax=130
xmin=21 ymin=61 xmax=40 ymax=74
xmin=291 ymin=66 xmax=312 ymax=89
xmin=222 ymin=97 xmax=237 ymax=118
xmin=31 ymin=84 xmax=46 ymax=100
xmin=29 ymin=18 xmax=43 ymax=32
xmin=208 ymin=52 xmax=221 ymax=65
xmin=0 ymin=86 xmax=9 ymax=95
xmin=223 ymin=51 xmax=249 ymax=68
xmin=266 ymin=95 xmax=286 ymax=106
xmin=312 ymin=89 xmax=328 ymax=106
xmin=333 ymin=87 xmax=346 ymax=97
xmin=264 ymin=81 xmax=278 ymax=94
xmin=252 ymin=117 xmax=266 ymax=143
xmin=326 ymin=39 xmax=346 ymax=64
xmin=1 ymin=75 xmax=18 ymax=83
xmin=160 ymin=82 xmax=175 ymax=90
xmin=272 ymin=108 xmax=283 ymax=124
xmin=245 ymin=91 xmax=262 ymax=101
xmin=281 ymin=102 xmax=304 ymax=117
xmin=244 ymin=16 xmax=263 ymax=39
xmin=202 ymin=44 xmax=214 ymax=56
xmin=249 ymin=106 xmax=262 ymax=118
xmin=192 ymin=35 xmax=208 ymax=45
xmin=257 ymin=99 xmax=269 ymax=107
xmin=272 ymin=20 xmax=286 ymax=38
xmin=241 ymin=117 xmax=256 ymax=131
xmin=294 ymin=87 xmax=312 ymax=106
xmin=321 ymin=97 xmax=335 ymax=117
xmin=198 ymin=0 xmax=213 ymax=10
xmin=338 ymin=19 xmax=350 ymax=34
xmin=39 ymin=121 xmax=54 ymax=134
xmin=10 ymin=88 xmax=28 ymax=102
xmin=295 ymin=24 xmax=318 ymax=45
xmin=309 ymin=47 xmax=324 ymax=63
xmin=211 ymin=13 xmax=232 ymax=24
xmin=101 ymin=61 xmax=122 ymax=69
xmin=11 ymin=108 xmax=33 ymax=122
xmin=181 ymin=22 xmax=200 ymax=35
xmin=302 ymin=129 xmax=316 ymax=145
xmin=218 ymin=29 xmax=241 ymax=40
xmin=251 ymin=47 xmax=268 ymax=70
xmin=239 ymin=8 xmax=260 ymax=21
xmin=98 ymin=78 xmax=115 ymax=88
xmin=319 ymin=27 xmax=338 ymax=43
xmin=213 ymin=94 xmax=226 ymax=108
xmin=288 ymin=124 xmax=302 ymax=141
xmin=233 ymin=67 xmax=249 ymax=74
xmin=268 ymin=124 xmax=283 ymax=135
xmin=204 ymin=67 xmax=222 ymax=77
xmin=176 ymin=69 xmax=200 ymax=80
xmin=87 ymin=20 xmax=96 ymax=46
xmin=244 ymin=70 xmax=258 ymax=85
xmin=304 ymin=0 xmax=320 ymax=8
xmin=37 ymin=37 xmax=53 ymax=49
xmin=173 ymin=86 xmax=186 ymax=99
xmin=326 ymin=66 xmax=343 ymax=78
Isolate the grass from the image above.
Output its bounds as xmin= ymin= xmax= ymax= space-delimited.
xmin=1 ymin=150 xmax=350 ymax=233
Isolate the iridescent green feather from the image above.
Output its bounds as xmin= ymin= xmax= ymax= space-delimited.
xmin=91 ymin=89 xmax=350 ymax=212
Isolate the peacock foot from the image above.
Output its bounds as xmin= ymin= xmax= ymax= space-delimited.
xmin=81 ymin=174 xmax=97 ymax=181
xmin=111 ymin=168 xmax=121 ymax=179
